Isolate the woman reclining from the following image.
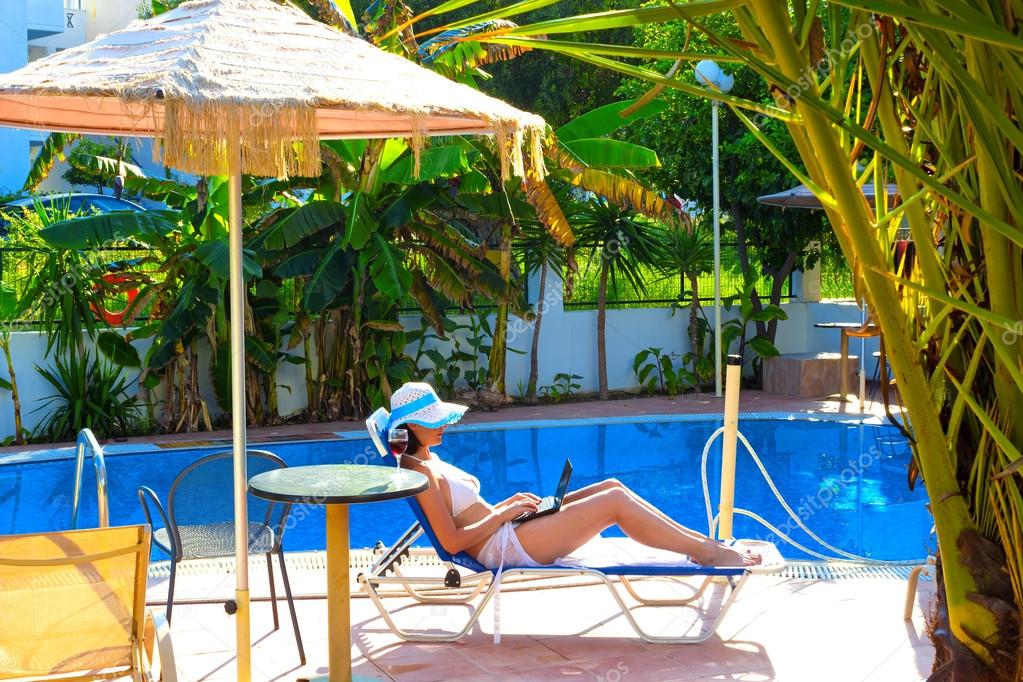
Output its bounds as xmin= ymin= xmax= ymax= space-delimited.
xmin=386 ymin=382 xmax=761 ymax=569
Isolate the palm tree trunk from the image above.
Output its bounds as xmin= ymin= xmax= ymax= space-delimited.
xmin=688 ymin=273 xmax=700 ymax=356
xmin=1 ymin=333 xmax=23 ymax=444
xmin=526 ymin=261 xmax=547 ymax=402
xmin=597 ymin=261 xmax=609 ymax=400
xmin=488 ymin=222 xmax=512 ymax=394
xmin=746 ymin=1 xmax=1000 ymax=663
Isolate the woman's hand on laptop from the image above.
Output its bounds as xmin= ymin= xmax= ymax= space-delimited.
xmin=496 ymin=493 xmax=539 ymax=521
xmin=498 ymin=492 xmax=541 ymax=508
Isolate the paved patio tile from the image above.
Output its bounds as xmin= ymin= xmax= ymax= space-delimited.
xmin=2 ymin=391 xmax=900 ymax=456
xmin=160 ymin=568 xmax=936 ymax=681
xmin=862 ymin=643 xmax=934 ymax=681
xmin=659 ymin=639 xmax=773 ymax=674
xmin=450 ymin=637 xmax=568 ymax=673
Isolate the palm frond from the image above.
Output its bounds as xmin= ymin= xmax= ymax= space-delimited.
xmin=570 ymin=168 xmax=688 ymax=228
xmin=23 ymin=133 xmax=80 ymax=192
xmin=420 ymin=20 xmax=531 ymax=66
xmin=287 ymin=0 xmax=356 ymax=33
xmin=521 ymin=171 xmax=576 ymax=248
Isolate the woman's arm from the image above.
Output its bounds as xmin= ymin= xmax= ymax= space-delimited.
xmin=415 ymin=468 xmax=537 ymax=555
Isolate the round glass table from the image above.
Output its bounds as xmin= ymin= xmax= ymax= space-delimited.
xmin=249 ymin=464 xmax=428 ymax=682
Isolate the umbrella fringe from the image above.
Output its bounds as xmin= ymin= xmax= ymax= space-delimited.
xmin=151 ymin=101 xmax=548 ymax=183
xmin=410 ymin=111 xmax=427 ymax=179
xmin=157 ymin=100 xmax=321 ymax=179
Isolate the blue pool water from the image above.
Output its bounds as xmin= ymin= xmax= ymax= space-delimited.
xmin=0 ymin=417 xmax=934 ymax=561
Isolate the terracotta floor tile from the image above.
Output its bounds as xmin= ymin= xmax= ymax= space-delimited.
xmin=450 ymin=638 xmax=568 ymax=673
xmin=537 ymin=635 xmax=650 ymax=662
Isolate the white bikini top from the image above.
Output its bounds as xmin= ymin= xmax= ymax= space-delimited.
xmin=427 ymin=458 xmax=483 ymax=515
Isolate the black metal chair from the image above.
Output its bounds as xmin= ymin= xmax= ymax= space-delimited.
xmin=138 ymin=449 xmax=305 ymax=664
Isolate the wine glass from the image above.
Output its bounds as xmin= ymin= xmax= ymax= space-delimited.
xmin=388 ymin=428 xmax=409 ymax=457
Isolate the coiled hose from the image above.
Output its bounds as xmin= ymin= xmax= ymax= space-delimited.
xmin=701 ymin=426 xmax=925 ymax=566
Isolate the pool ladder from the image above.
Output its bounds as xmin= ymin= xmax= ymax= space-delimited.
xmin=70 ymin=428 xmax=109 ymax=529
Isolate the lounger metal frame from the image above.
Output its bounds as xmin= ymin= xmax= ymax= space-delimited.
xmin=357 ymin=520 xmax=750 ymax=645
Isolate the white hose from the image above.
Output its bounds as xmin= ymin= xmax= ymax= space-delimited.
xmin=701 ymin=426 xmax=926 ymax=565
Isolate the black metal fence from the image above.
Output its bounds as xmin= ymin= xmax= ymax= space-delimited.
xmin=563 ymin=243 xmax=794 ymax=310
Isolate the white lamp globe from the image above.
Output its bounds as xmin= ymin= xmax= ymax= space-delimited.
xmin=694 ymin=59 xmax=722 ymax=87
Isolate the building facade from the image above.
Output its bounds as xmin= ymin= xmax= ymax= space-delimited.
xmin=0 ymin=0 xmax=140 ymax=194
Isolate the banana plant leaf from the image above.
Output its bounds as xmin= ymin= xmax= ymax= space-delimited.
xmin=555 ymin=98 xmax=668 ymax=142
xmin=339 ymin=191 xmax=375 ymax=249
xmin=39 ymin=210 xmax=181 ymax=249
xmin=379 ymin=145 xmax=471 ymax=184
xmin=304 ymin=245 xmax=356 ymax=312
xmin=97 ymin=331 xmax=141 ymax=368
xmin=560 ymin=139 xmax=661 ymax=169
xmin=367 ymin=234 xmax=412 ymax=300
xmin=273 ymin=249 xmax=323 ymax=278
xmin=194 ymin=240 xmax=263 ymax=281
xmin=253 ymin=200 xmax=344 ymax=251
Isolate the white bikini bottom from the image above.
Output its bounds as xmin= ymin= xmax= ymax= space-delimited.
xmin=474 ymin=521 xmax=542 ymax=569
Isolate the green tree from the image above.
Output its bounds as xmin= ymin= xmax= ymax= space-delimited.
xmin=61 ymin=138 xmax=143 ymax=194
xmin=513 ymin=218 xmax=568 ymax=401
xmin=574 ymin=198 xmax=664 ymax=400
xmin=655 ymin=223 xmax=713 ymax=384
xmin=619 ymin=15 xmax=827 ymax=342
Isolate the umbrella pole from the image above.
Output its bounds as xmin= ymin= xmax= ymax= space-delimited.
xmin=228 ymin=141 xmax=252 ymax=681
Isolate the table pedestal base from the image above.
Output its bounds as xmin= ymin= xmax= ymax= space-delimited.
xmin=296 ymin=506 xmax=384 ymax=681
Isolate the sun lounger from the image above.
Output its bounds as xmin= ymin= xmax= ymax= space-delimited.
xmin=357 ymin=409 xmax=784 ymax=644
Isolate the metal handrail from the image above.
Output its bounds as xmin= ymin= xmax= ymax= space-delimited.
xmin=70 ymin=428 xmax=109 ymax=529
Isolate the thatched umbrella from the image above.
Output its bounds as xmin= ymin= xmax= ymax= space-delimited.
xmin=0 ymin=0 xmax=546 ymax=677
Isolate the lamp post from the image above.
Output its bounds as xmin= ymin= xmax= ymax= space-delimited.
xmin=694 ymin=60 xmax=734 ymax=398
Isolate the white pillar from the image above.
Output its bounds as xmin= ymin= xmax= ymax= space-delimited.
xmin=712 ymin=100 xmax=723 ymax=398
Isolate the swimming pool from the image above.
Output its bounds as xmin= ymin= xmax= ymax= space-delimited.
xmin=0 ymin=416 xmax=934 ymax=562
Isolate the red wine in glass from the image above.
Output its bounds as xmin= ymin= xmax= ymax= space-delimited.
xmin=388 ymin=428 xmax=409 ymax=457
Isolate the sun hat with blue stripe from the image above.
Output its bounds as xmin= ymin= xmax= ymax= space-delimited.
xmin=389 ymin=382 xmax=468 ymax=430
xmin=365 ymin=383 xmax=467 ymax=462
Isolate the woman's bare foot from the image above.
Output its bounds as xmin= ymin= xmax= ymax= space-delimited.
xmin=705 ymin=543 xmax=762 ymax=567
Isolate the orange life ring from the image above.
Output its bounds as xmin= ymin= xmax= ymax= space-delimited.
xmin=91 ymin=273 xmax=139 ymax=326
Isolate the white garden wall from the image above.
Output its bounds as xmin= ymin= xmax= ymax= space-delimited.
xmin=418 ymin=271 xmax=880 ymax=397
xmin=0 ymin=269 xmax=876 ymax=441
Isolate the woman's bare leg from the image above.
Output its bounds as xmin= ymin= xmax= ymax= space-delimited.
xmin=561 ymin=479 xmax=621 ymax=505
xmin=515 ymin=488 xmax=756 ymax=566
xmin=566 ymin=479 xmax=712 ymax=543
